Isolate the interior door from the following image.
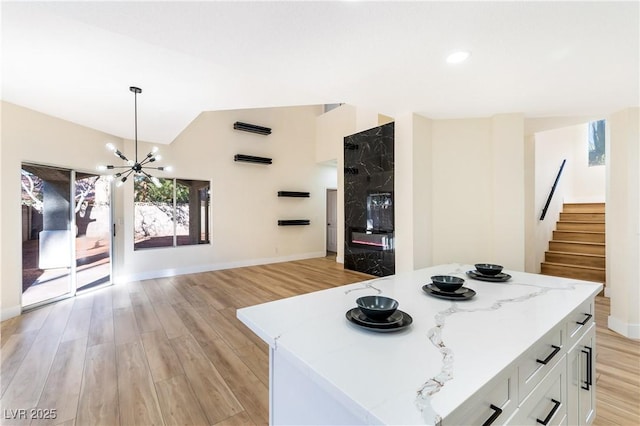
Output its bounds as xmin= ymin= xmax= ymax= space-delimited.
xmin=327 ymin=189 xmax=338 ymax=252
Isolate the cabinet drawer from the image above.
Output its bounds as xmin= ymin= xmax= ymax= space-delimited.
xmin=518 ymin=325 xmax=564 ymax=402
xmin=444 ymin=367 xmax=517 ymax=426
xmin=508 ymin=357 xmax=567 ymax=425
xmin=566 ymin=300 xmax=594 ymax=349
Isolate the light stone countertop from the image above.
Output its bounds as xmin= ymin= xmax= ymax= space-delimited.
xmin=237 ymin=264 xmax=602 ymax=425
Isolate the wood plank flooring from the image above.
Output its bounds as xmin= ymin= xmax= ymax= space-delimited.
xmin=1 ymin=257 xmax=638 ymax=425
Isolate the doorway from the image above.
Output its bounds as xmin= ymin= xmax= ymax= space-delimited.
xmin=326 ymin=189 xmax=337 ymax=253
xmin=21 ymin=164 xmax=112 ymax=308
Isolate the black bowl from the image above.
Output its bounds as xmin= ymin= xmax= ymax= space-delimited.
xmin=475 ymin=263 xmax=503 ymax=276
xmin=356 ymin=295 xmax=399 ymax=320
xmin=430 ymin=275 xmax=465 ymax=292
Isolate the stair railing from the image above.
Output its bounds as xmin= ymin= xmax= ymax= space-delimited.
xmin=540 ymin=159 xmax=567 ymax=221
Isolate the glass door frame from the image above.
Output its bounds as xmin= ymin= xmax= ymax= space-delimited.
xmin=21 ymin=165 xmax=114 ymax=311
xmin=75 ymin=170 xmax=114 ymax=295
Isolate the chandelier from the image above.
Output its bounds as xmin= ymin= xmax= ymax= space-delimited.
xmin=98 ymin=86 xmax=170 ymax=187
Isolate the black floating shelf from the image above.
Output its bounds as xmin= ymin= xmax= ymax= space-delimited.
xmin=234 ymin=121 xmax=272 ymax=135
xmin=278 ymin=191 xmax=310 ymax=198
xmin=234 ymin=154 xmax=272 ymax=164
xmin=278 ymin=220 xmax=310 ymax=226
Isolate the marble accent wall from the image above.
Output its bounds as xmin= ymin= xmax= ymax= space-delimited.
xmin=344 ymin=122 xmax=395 ymax=276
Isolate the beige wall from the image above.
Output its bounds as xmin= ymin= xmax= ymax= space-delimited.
xmin=1 ymin=102 xmax=332 ymax=319
xmin=530 ymin=126 xmax=575 ymax=274
xmin=607 ymin=107 xmax=640 ymax=339
xmin=1 ymin=102 xmax=123 ymax=319
xmin=430 ymin=115 xmax=525 ymax=269
xmin=316 ymin=104 xmax=356 ymax=164
xmin=394 ymin=113 xmax=433 ymax=273
xmin=117 ymin=105 xmax=333 ymax=281
xmin=491 ymin=114 xmax=526 ymax=270
xmin=322 ymin=111 xmax=524 ymax=273
xmin=562 ymin=123 xmax=606 ymax=203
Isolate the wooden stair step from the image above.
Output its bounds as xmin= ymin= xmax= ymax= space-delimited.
xmin=562 ymin=203 xmax=605 ymax=214
xmin=556 ymin=221 xmax=605 ymax=232
xmin=559 ymin=212 xmax=605 ymax=222
xmin=544 ymin=251 xmax=605 ymax=268
xmin=552 ymin=230 xmax=605 ymax=243
xmin=541 ymin=262 xmax=605 ymax=283
xmin=549 ymin=240 xmax=605 ymax=255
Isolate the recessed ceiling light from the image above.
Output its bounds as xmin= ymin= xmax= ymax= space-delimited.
xmin=446 ymin=50 xmax=471 ymax=64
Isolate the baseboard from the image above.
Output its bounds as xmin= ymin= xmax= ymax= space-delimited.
xmin=1 ymin=305 xmax=22 ymax=321
xmin=114 ymin=251 xmax=327 ymax=284
xmin=608 ymin=315 xmax=640 ymax=339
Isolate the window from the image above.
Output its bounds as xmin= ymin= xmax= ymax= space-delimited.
xmin=588 ymin=119 xmax=606 ymax=166
xmin=134 ymin=176 xmax=210 ymax=250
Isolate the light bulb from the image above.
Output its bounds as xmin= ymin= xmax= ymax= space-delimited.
xmin=446 ymin=50 xmax=471 ymax=64
xmin=151 ymin=176 xmax=161 ymax=188
xmin=127 ymin=159 xmax=135 ymax=166
xmin=106 ymin=143 xmax=116 ymax=152
xmin=154 ymin=155 xmax=162 ymax=162
xmin=164 ymin=165 xmax=173 ymax=172
xmin=116 ymin=179 xmax=124 ymax=187
xmin=97 ymin=165 xmax=107 ymax=171
xmin=151 ymin=146 xmax=159 ymax=154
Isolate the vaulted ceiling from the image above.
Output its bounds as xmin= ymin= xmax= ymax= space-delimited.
xmin=2 ymin=1 xmax=638 ymax=144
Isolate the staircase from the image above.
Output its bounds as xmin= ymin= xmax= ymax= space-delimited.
xmin=541 ymin=203 xmax=606 ymax=284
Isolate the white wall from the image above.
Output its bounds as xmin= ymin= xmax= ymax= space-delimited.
xmin=1 ymin=102 xmax=331 ymax=319
xmin=607 ymin=107 xmax=640 ymax=339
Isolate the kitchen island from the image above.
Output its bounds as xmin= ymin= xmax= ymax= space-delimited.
xmin=237 ymin=264 xmax=602 ymax=425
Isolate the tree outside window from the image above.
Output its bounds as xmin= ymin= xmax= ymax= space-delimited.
xmin=134 ymin=176 xmax=210 ymax=250
xmin=588 ymin=119 xmax=606 ymax=166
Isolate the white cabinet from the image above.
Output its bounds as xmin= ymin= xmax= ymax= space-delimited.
xmin=566 ymin=299 xmax=594 ymax=349
xmin=518 ymin=325 xmax=564 ymax=402
xmin=443 ymin=367 xmax=518 ymax=426
xmin=508 ymin=356 xmax=568 ymax=425
xmin=443 ymin=298 xmax=597 ymax=426
xmin=567 ymin=324 xmax=596 ymax=425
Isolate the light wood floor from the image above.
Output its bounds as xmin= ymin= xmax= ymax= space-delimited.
xmin=1 ymin=257 xmax=638 ymax=425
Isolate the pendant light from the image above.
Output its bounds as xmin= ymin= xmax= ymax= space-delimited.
xmin=98 ymin=86 xmax=171 ymax=187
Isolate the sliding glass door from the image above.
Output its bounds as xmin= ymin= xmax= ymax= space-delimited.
xmin=75 ymin=172 xmax=112 ymax=292
xmin=21 ymin=164 xmax=112 ymax=308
